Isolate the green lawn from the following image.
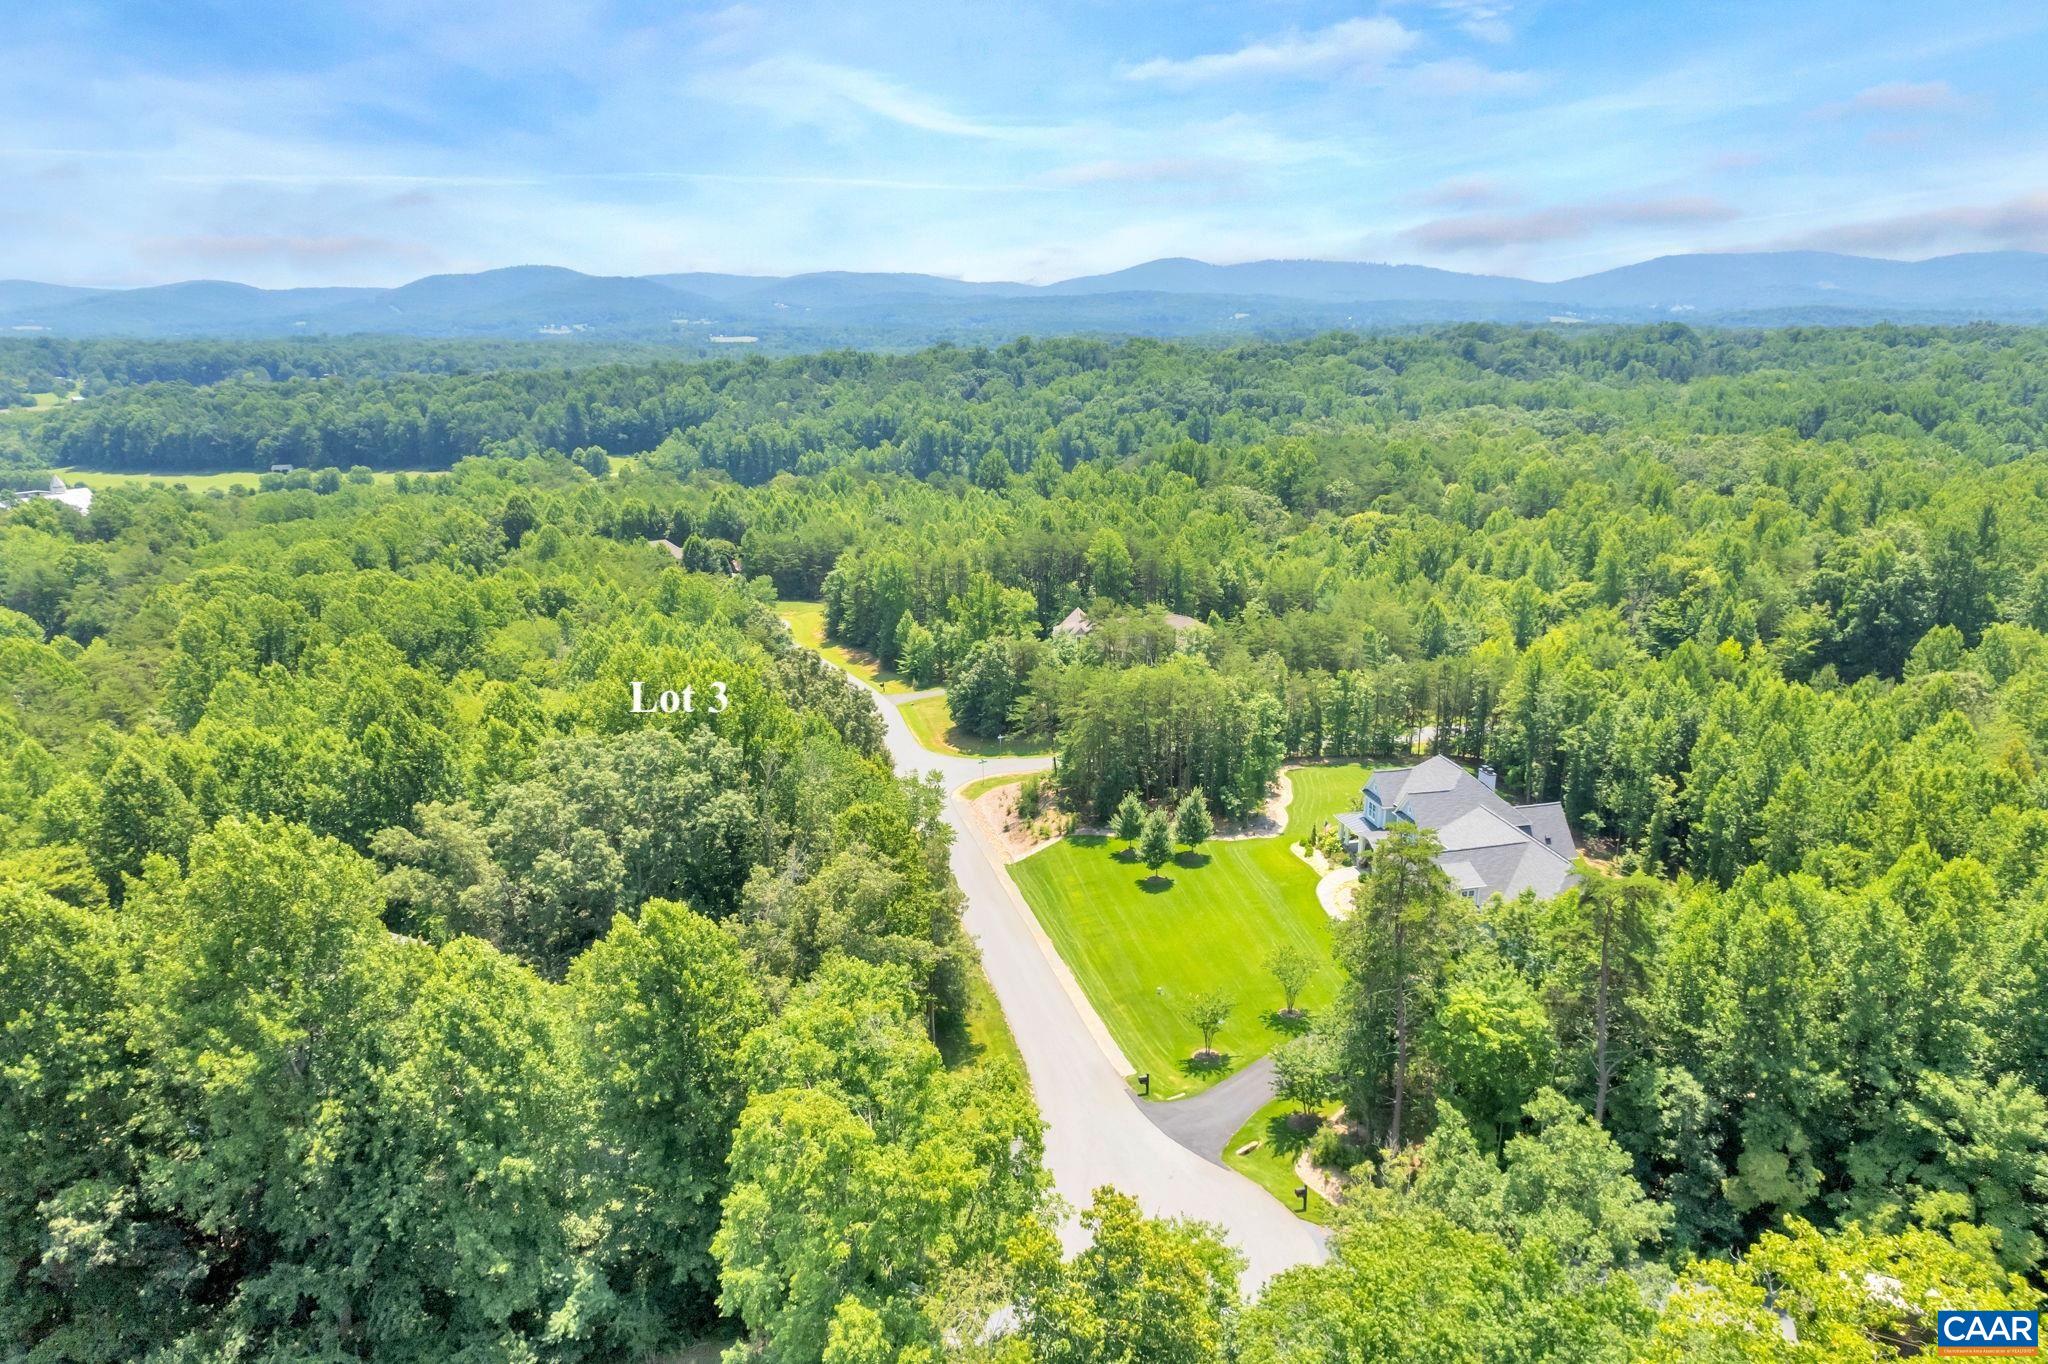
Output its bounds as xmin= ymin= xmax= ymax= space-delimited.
xmin=959 ymin=773 xmax=1027 ymax=801
xmin=59 ymin=468 xmax=263 ymax=491
xmin=52 ymin=467 xmax=423 ymax=492
xmin=940 ymin=961 xmax=1027 ymax=1080
xmin=1010 ymin=834 xmax=1339 ymax=1098
xmin=1222 ymin=1097 xmax=1340 ymax=1226
xmin=776 ymin=600 xmax=916 ymax=694
xmin=900 ymin=694 xmax=1051 ymax=758
xmin=1281 ymin=761 xmax=1374 ymax=843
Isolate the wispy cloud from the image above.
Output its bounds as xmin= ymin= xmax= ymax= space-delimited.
xmin=1124 ymin=18 xmax=1419 ymax=86
xmin=1416 ymin=176 xmax=1517 ymax=209
xmin=1040 ymin=157 xmax=1245 ymax=188
xmin=136 ymin=232 xmax=438 ymax=270
xmin=1407 ymin=196 xmax=1739 ymax=251
xmin=696 ymin=55 xmax=1054 ymax=141
xmin=1400 ymin=58 xmax=1538 ymax=97
xmin=1773 ymin=191 xmax=2048 ymax=253
xmin=1815 ymin=79 xmax=1965 ymax=118
xmin=1395 ymin=0 xmax=1515 ymax=44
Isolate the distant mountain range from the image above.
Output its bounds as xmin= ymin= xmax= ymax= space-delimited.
xmin=5 ymin=252 xmax=2047 ymax=347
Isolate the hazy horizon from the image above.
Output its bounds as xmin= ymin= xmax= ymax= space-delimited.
xmin=16 ymin=245 xmax=2048 ymax=297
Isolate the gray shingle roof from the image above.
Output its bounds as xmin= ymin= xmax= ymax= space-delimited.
xmin=1360 ymin=756 xmax=1579 ymax=903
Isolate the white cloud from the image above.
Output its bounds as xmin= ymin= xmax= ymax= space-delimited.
xmin=1400 ymin=58 xmax=1537 ymax=97
xmin=695 ymin=55 xmax=1056 ymax=141
xmin=1394 ymin=0 xmax=1515 ymax=44
xmin=1814 ymin=80 xmax=1965 ymax=119
xmin=1124 ymin=18 xmax=1419 ymax=87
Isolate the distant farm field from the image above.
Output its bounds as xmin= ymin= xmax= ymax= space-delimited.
xmin=1010 ymin=832 xmax=1338 ymax=1098
xmin=53 ymin=467 xmax=423 ymax=492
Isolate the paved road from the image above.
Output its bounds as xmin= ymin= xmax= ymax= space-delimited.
xmin=1143 ymin=1055 xmax=1281 ymax=1167
xmin=822 ymin=654 xmax=1330 ymax=1289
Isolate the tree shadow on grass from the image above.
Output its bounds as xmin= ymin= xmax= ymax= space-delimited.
xmin=1173 ymin=850 xmax=1212 ymax=870
xmin=1137 ymin=872 xmax=1175 ymax=893
xmin=1262 ymin=1108 xmax=1325 ymax=1158
xmin=1269 ymin=1008 xmax=1312 ymax=1038
xmin=1112 ymin=847 xmax=1138 ymax=863
xmin=1069 ymin=834 xmax=1109 ymax=850
xmin=1180 ymin=1049 xmax=1234 ymax=1078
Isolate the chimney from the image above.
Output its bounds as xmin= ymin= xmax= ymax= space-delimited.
xmin=1478 ymin=763 xmax=1497 ymax=791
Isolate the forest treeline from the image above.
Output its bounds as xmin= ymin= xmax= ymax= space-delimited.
xmin=7 ymin=324 xmax=2048 ymax=473
xmin=0 ymin=336 xmax=674 ymax=410
xmin=3 ymin=327 xmax=2047 ymax=1360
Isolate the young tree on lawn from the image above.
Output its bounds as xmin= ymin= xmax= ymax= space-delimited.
xmin=1183 ymin=990 xmax=1235 ymax=1059
xmin=1173 ymin=788 xmax=1214 ymax=852
xmin=1113 ymin=791 xmax=1146 ymax=850
xmin=1267 ymin=944 xmax=1316 ymax=1019
xmin=1275 ymin=1031 xmax=1338 ymax=1117
xmin=1137 ymin=810 xmax=1173 ymax=880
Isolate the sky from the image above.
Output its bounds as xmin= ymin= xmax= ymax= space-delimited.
xmin=7 ymin=0 xmax=2048 ymax=289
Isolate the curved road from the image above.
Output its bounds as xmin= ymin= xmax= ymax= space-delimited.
xmin=824 ymin=657 xmax=1329 ymax=1289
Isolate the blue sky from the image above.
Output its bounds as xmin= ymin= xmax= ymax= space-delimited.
xmin=7 ymin=0 xmax=2048 ymax=287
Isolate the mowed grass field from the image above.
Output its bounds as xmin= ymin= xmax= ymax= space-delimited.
xmin=51 ymin=468 xmax=426 ymax=492
xmin=776 ymin=600 xmax=916 ymax=694
xmin=1010 ymin=833 xmax=1338 ymax=1098
xmin=0 ymin=393 xmax=65 ymax=419
xmin=900 ymin=694 xmax=1051 ymax=758
xmin=1281 ymin=761 xmax=1374 ymax=842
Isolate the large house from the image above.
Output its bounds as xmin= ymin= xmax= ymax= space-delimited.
xmin=1050 ymin=606 xmax=1201 ymax=638
xmin=1335 ymin=755 xmax=1579 ymax=903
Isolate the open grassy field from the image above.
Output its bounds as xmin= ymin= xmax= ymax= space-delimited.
xmin=775 ymin=599 xmax=916 ymax=694
xmin=1281 ymin=761 xmax=1375 ymax=843
xmin=899 ymin=694 xmax=1052 ymax=758
xmin=1010 ymin=833 xmax=1338 ymax=1098
xmin=51 ymin=468 xmax=423 ymax=492
xmin=0 ymin=394 xmax=63 ymax=422
xmin=1222 ymin=1097 xmax=1340 ymax=1226
xmin=59 ymin=468 xmax=264 ymax=491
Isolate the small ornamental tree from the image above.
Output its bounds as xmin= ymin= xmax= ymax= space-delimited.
xmin=1266 ymin=945 xmax=1316 ymax=1019
xmin=1274 ymin=1031 xmax=1338 ymax=1117
xmin=1172 ymin=789 xmax=1214 ymax=852
xmin=1137 ymin=811 xmax=1173 ymax=880
xmin=1182 ymin=990 xmax=1234 ymax=1060
xmin=1113 ymin=791 xmax=1146 ymax=849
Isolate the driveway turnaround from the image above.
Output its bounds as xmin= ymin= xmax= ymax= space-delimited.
xmin=809 ymin=646 xmax=1330 ymax=1289
xmin=1140 ymin=1054 xmax=1281 ymax=1168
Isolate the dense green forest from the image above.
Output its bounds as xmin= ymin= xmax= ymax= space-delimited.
xmin=0 ymin=337 xmax=679 ymax=410
xmin=8 ymin=324 xmax=2048 ymax=474
xmin=4 ymin=327 xmax=2046 ymax=1360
